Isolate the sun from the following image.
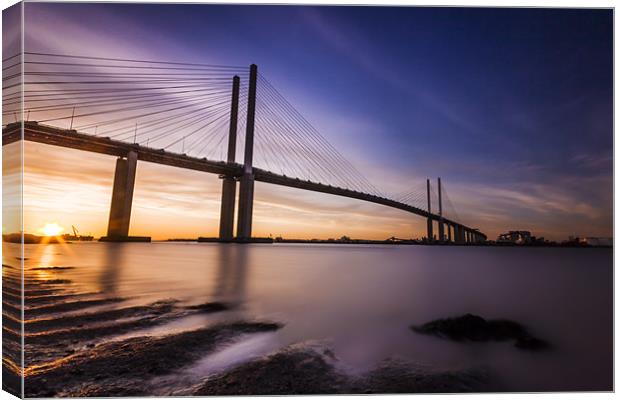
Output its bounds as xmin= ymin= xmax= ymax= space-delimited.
xmin=41 ymin=222 xmax=64 ymax=237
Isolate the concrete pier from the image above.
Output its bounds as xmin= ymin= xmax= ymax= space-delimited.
xmin=456 ymin=224 xmax=464 ymax=244
xmin=102 ymin=151 xmax=149 ymax=241
xmin=236 ymin=174 xmax=255 ymax=240
xmin=426 ymin=179 xmax=433 ymax=241
xmin=219 ymin=179 xmax=237 ymax=240
xmin=218 ymin=75 xmax=240 ymax=241
xmin=236 ymin=64 xmax=258 ymax=241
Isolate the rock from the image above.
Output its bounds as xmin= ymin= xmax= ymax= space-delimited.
xmin=514 ymin=335 xmax=549 ymax=351
xmin=193 ymin=344 xmax=492 ymax=395
xmin=193 ymin=343 xmax=348 ymax=395
xmin=357 ymin=358 xmax=491 ymax=393
xmin=185 ymin=301 xmax=230 ymax=313
xmin=411 ymin=314 xmax=548 ymax=351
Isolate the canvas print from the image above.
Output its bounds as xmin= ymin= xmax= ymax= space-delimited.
xmin=1 ymin=2 xmax=613 ymax=397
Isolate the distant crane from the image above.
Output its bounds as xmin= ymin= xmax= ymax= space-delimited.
xmin=62 ymin=225 xmax=94 ymax=242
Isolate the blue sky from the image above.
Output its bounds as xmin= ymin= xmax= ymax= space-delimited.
xmin=7 ymin=3 xmax=613 ymax=240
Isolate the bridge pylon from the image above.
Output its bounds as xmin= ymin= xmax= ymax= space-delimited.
xmin=437 ymin=177 xmax=445 ymax=242
xmin=426 ymin=179 xmax=433 ymax=242
xmin=219 ymin=75 xmax=240 ymax=241
xmin=236 ymin=64 xmax=258 ymax=241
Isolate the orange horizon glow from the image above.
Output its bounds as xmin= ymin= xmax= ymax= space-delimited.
xmin=5 ymin=142 xmax=426 ymax=241
xmin=2 ymin=141 xmax=613 ymax=242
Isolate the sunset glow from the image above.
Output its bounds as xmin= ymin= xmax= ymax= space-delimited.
xmin=40 ymin=222 xmax=64 ymax=237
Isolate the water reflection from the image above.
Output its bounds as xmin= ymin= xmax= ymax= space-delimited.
xmin=213 ymin=244 xmax=248 ymax=307
xmin=99 ymin=243 xmax=125 ymax=295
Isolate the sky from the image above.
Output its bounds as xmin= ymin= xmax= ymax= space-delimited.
xmin=2 ymin=3 xmax=613 ymax=241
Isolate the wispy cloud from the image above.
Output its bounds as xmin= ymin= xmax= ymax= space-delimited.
xmin=300 ymin=8 xmax=488 ymax=138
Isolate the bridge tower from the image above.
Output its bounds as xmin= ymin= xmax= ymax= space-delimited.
xmin=236 ymin=64 xmax=258 ymax=241
xmin=218 ymin=75 xmax=240 ymax=241
xmin=105 ymin=151 xmax=137 ymax=239
xmin=437 ymin=177 xmax=444 ymax=242
xmin=426 ymin=179 xmax=433 ymax=241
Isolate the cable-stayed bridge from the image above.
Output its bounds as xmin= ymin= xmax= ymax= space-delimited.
xmin=2 ymin=52 xmax=486 ymax=243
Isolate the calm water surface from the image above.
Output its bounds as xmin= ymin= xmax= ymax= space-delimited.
xmin=14 ymin=242 xmax=614 ymax=392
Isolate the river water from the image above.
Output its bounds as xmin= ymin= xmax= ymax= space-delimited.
xmin=5 ymin=242 xmax=613 ymax=393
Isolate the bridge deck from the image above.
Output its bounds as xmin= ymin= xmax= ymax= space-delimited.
xmin=3 ymin=121 xmax=476 ymax=233
xmin=3 ymin=122 xmax=241 ymax=176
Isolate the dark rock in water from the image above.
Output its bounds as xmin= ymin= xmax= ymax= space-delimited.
xmin=25 ymin=297 xmax=126 ymax=318
xmin=514 ymin=335 xmax=548 ymax=350
xmin=356 ymin=358 xmax=492 ymax=393
xmin=194 ymin=343 xmax=348 ymax=395
xmin=185 ymin=301 xmax=230 ymax=313
xmin=193 ymin=344 xmax=493 ymax=395
xmin=412 ymin=314 xmax=517 ymax=341
xmin=38 ymin=278 xmax=72 ymax=285
xmin=25 ymin=299 xmax=178 ymax=334
xmin=411 ymin=314 xmax=548 ymax=351
xmin=30 ymin=266 xmax=75 ymax=271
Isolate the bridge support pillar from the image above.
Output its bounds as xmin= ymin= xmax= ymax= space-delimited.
xmin=236 ymin=174 xmax=255 ymax=240
xmin=437 ymin=178 xmax=444 ymax=242
xmin=427 ymin=218 xmax=434 ymax=242
xmin=219 ymin=178 xmax=237 ymax=241
xmin=447 ymin=224 xmax=453 ymax=242
xmin=218 ymin=75 xmax=240 ymax=241
xmin=426 ymin=179 xmax=433 ymax=242
xmin=105 ymin=151 xmax=138 ymax=240
xmin=236 ymin=64 xmax=257 ymax=241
